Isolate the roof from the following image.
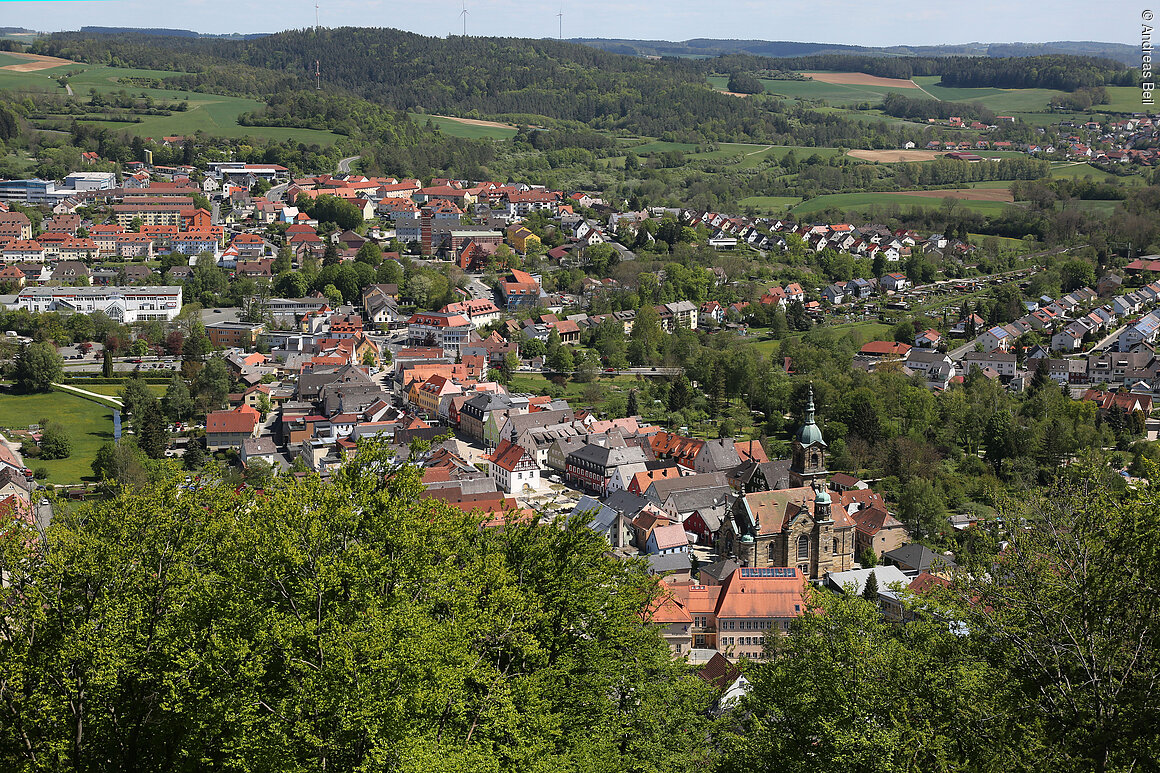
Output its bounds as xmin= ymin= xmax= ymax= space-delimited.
xmin=650 ymin=523 xmax=690 ymax=550
xmin=715 ymin=567 xmax=808 ymax=619
xmin=207 ymin=405 xmax=260 ymax=434
xmin=883 ymin=543 xmax=957 ymax=573
xmin=488 ymin=439 xmax=530 ymax=473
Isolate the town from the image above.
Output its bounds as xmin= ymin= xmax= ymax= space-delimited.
xmin=2 ymin=144 xmax=1159 ymax=671
xmin=0 ymin=22 xmax=1157 ymax=772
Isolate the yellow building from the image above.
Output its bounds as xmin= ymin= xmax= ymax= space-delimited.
xmin=507 ymin=225 xmax=541 ymax=254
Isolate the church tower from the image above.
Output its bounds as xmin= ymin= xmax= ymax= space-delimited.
xmin=790 ymin=384 xmax=827 ymax=488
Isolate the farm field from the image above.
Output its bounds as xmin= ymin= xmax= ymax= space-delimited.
xmin=802 ymin=72 xmax=920 ymax=90
xmin=1098 ymin=86 xmax=1149 ymax=113
xmin=909 ymin=76 xmax=1068 ymax=112
xmin=1050 ymin=162 xmax=1144 ymax=184
xmin=707 ymin=75 xmax=925 ymax=104
xmin=847 ymin=149 xmax=945 ymax=162
xmin=793 ymin=191 xmax=1018 ymax=216
xmin=412 ymin=114 xmax=518 ymax=140
xmin=0 ymin=64 xmax=343 ymax=145
xmin=738 ymin=195 xmax=802 ymax=212
xmin=0 ymin=390 xmax=112 ymax=484
xmin=894 ymin=187 xmax=1013 ymax=202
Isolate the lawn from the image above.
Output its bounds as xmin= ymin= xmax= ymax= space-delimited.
xmin=628 ymin=140 xmax=700 ymax=154
xmin=793 ymin=192 xmax=1016 ymax=217
xmin=0 ymin=390 xmax=113 ymax=485
xmin=72 ymin=382 xmax=167 ymax=399
xmin=410 ymin=114 xmax=518 ymax=140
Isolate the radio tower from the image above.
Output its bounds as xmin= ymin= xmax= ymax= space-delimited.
xmin=557 ymin=8 xmax=563 ymax=40
xmin=314 ymin=2 xmax=319 ymax=30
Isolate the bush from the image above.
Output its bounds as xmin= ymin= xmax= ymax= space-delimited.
xmin=33 ymin=466 xmax=48 ymax=480
xmin=21 ymin=443 xmax=41 ymax=459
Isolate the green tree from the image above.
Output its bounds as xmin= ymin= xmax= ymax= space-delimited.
xmin=183 ymin=440 xmax=206 ymax=471
xmin=626 ymin=389 xmax=639 ymax=417
xmin=861 ymin=570 xmax=878 ymax=602
xmin=14 ymin=342 xmax=62 ymax=392
xmin=0 ymin=445 xmax=713 ymax=770
xmin=38 ymin=420 xmax=72 ymax=460
xmin=137 ymin=401 xmax=169 ymax=459
xmin=162 ymin=375 xmax=194 ymax=422
xmin=102 ymin=347 xmax=113 ymax=378
xmin=119 ymin=375 xmax=155 ymax=421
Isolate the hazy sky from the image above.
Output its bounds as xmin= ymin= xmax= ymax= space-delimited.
xmin=6 ymin=0 xmax=1141 ymax=45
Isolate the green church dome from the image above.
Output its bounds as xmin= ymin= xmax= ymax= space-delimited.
xmin=797 ymin=384 xmax=827 ymax=448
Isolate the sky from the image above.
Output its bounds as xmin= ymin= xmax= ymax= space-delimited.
xmin=3 ymin=0 xmax=1141 ymax=45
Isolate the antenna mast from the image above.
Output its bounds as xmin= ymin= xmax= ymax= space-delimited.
xmin=315 ymin=60 xmax=321 ymax=89
xmin=315 ymin=2 xmax=319 ymax=30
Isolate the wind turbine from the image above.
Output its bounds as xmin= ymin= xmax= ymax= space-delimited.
xmin=460 ymin=0 xmax=468 ymax=36
xmin=557 ymin=7 xmax=563 ymax=40
xmin=314 ymin=2 xmax=319 ymax=30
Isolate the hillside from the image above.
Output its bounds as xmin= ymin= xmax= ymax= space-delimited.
xmin=574 ymin=38 xmax=1141 ymax=66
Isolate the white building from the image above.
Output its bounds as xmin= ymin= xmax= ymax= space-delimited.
xmin=13 ymin=285 xmax=183 ymax=322
xmin=63 ymin=171 xmax=117 ymax=191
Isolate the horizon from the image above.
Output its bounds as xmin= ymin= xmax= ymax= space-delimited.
xmin=7 ymin=0 xmax=1140 ymax=47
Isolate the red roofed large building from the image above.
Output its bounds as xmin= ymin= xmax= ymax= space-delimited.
xmin=659 ymin=566 xmax=809 ymax=659
xmin=206 ymin=405 xmax=261 ymax=450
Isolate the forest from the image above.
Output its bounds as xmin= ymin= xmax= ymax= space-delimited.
xmin=759 ymin=53 xmax=1137 ymax=90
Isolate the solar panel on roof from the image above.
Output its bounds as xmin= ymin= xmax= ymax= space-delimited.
xmin=740 ymin=567 xmax=796 ymax=578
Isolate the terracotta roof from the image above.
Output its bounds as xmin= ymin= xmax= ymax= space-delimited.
xmin=206 ymin=405 xmax=260 ymax=434
xmin=715 ymin=567 xmax=808 ymax=619
xmin=488 ymin=439 xmax=530 ymax=473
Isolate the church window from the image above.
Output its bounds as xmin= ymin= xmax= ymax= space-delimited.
xmin=797 ymin=535 xmax=810 ymax=562
xmin=768 ymin=543 xmax=775 ymax=560
xmin=833 ymin=537 xmax=840 ymax=555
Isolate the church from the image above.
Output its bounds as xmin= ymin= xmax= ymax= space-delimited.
xmin=717 ymin=386 xmax=856 ymax=581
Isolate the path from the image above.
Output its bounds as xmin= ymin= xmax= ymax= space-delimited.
xmin=910 ymin=80 xmax=941 ymax=101
xmin=53 ymin=382 xmax=123 ymax=407
xmin=337 ymin=155 xmax=360 ymax=174
xmin=745 ymin=144 xmax=774 ymax=157
xmin=65 ymin=83 xmax=73 ymax=96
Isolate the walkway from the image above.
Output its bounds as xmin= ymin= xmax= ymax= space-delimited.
xmin=53 ymin=382 xmax=123 ymax=407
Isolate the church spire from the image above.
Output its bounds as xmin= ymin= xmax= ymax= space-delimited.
xmin=805 ymin=383 xmax=816 ymax=425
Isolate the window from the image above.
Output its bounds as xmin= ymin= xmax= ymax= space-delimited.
xmin=833 ymin=537 xmax=840 ymax=555
xmin=797 ymin=535 xmax=810 ymax=562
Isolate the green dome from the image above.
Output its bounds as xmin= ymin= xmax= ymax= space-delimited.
xmin=740 ymin=532 xmax=754 ymax=544
xmin=797 ymin=422 xmax=826 ymax=447
xmin=797 ymin=384 xmax=827 ymax=447
xmin=814 ymin=486 xmax=831 ymax=506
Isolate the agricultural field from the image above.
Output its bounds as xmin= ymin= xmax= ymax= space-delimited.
xmin=1050 ymin=162 xmax=1144 ymax=184
xmin=1100 ymin=86 xmax=1150 ymax=113
xmin=0 ymin=390 xmax=112 ymax=484
xmin=0 ymin=63 xmax=343 ymax=145
xmin=707 ymin=74 xmax=923 ymax=104
xmin=738 ymin=195 xmax=802 ymax=212
xmin=793 ymin=191 xmax=1018 ymax=217
xmin=909 ymin=76 xmax=1069 ymax=112
xmin=411 ymin=114 xmax=518 ymax=140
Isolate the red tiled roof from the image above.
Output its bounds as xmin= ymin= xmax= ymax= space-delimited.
xmin=206 ymin=405 xmax=260 ymax=434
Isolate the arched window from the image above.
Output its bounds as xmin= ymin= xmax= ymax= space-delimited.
xmin=768 ymin=543 xmax=776 ymax=560
xmin=797 ymin=535 xmax=810 ymax=562
xmin=833 ymin=537 xmax=840 ymax=555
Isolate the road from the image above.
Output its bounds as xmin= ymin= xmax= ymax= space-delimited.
xmin=337 ymin=155 xmax=360 ymax=174
xmin=267 ymin=182 xmax=290 ymax=202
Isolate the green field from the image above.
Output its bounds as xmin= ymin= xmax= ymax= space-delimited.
xmin=0 ymin=390 xmax=113 ymax=484
xmin=910 ymin=77 xmax=1069 ymax=112
xmin=507 ymin=372 xmax=649 ymax=405
xmin=793 ymin=192 xmax=1017 ymax=217
xmin=1098 ymin=86 xmax=1150 ymax=113
xmin=628 ymin=140 xmax=700 ymax=153
xmin=71 ymin=382 xmax=167 ymax=399
xmin=738 ymin=195 xmax=803 ymax=212
xmin=0 ymin=63 xmax=343 ymax=145
xmin=1050 ymin=162 xmax=1143 ymax=184
xmin=411 ymin=114 xmax=518 ymax=140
